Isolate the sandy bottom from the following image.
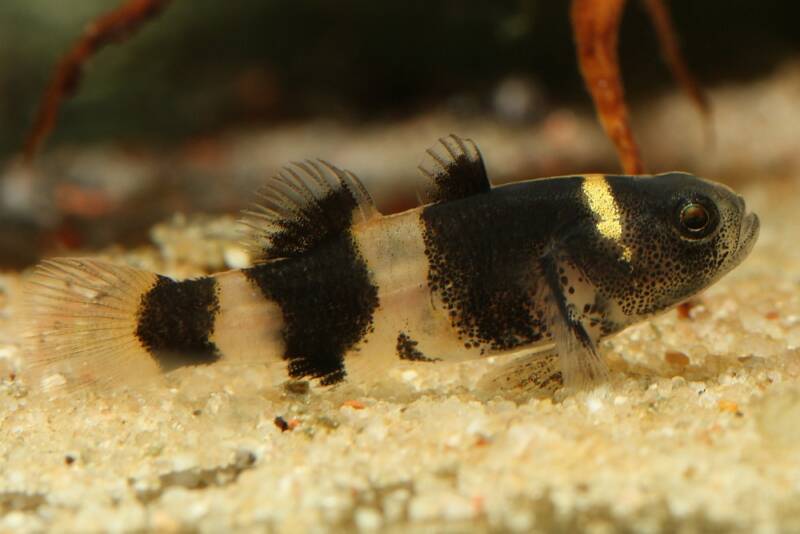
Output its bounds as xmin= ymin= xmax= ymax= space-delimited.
xmin=0 ymin=174 xmax=798 ymax=532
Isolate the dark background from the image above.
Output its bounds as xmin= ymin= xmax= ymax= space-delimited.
xmin=0 ymin=0 xmax=798 ymax=268
xmin=1 ymin=0 xmax=798 ymax=159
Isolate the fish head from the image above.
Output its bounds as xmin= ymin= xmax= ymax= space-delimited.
xmin=571 ymin=172 xmax=759 ymax=327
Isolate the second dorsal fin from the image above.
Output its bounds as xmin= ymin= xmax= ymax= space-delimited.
xmin=239 ymin=160 xmax=379 ymax=261
xmin=417 ymin=134 xmax=491 ymax=204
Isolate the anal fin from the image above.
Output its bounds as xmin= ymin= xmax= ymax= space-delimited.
xmin=477 ymin=345 xmax=563 ymax=399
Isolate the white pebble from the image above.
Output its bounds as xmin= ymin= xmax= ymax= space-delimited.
xmin=354 ymin=507 xmax=384 ymax=531
xmin=401 ymin=370 xmax=418 ymax=383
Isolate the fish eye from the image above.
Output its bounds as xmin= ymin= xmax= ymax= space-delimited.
xmin=681 ymin=203 xmax=709 ymax=231
xmin=675 ymin=198 xmax=718 ymax=238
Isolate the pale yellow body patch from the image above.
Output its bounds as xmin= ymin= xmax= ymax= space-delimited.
xmin=348 ymin=210 xmax=488 ymax=375
xmin=581 ymin=174 xmax=633 ymax=262
xmin=211 ymin=270 xmax=284 ymax=364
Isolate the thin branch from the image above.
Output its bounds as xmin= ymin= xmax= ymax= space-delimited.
xmin=22 ymin=0 xmax=173 ymax=163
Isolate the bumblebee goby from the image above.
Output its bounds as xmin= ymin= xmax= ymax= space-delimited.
xmin=25 ymin=135 xmax=759 ymax=394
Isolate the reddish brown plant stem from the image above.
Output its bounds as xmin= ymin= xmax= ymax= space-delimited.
xmin=22 ymin=0 xmax=172 ymax=162
xmin=571 ymin=0 xmax=644 ymax=175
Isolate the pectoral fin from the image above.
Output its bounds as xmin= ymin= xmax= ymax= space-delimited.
xmin=548 ymin=304 xmax=608 ymax=390
xmin=541 ymin=249 xmax=609 ymax=391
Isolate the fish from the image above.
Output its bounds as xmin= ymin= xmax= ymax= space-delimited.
xmin=23 ymin=135 xmax=759 ymax=395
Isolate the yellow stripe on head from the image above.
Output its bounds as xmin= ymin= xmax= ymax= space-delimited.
xmin=581 ymin=175 xmax=633 ymax=262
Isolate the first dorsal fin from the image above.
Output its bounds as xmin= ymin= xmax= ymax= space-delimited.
xmin=417 ymin=134 xmax=491 ymax=204
xmin=240 ymin=160 xmax=379 ymax=261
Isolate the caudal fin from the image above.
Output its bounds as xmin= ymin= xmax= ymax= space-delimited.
xmin=24 ymin=258 xmax=162 ymax=391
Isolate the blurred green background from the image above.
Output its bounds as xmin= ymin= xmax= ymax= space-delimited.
xmin=0 ymin=0 xmax=799 ymax=268
xmin=1 ymin=0 xmax=799 ymax=160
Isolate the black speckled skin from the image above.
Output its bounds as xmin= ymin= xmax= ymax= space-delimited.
xmin=135 ymin=276 xmax=221 ymax=370
xmin=577 ymin=173 xmax=743 ymax=319
xmin=244 ymin=232 xmax=380 ymax=385
xmin=421 ymin=177 xmax=589 ymax=352
xmin=396 ymin=332 xmax=439 ymax=362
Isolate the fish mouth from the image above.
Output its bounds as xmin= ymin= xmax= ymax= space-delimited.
xmin=732 ymin=210 xmax=760 ymax=263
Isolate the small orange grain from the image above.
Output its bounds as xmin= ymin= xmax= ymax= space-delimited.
xmin=665 ymin=351 xmax=690 ymax=367
xmin=342 ymin=399 xmax=366 ymax=410
xmin=718 ymin=400 xmax=739 ymax=413
xmin=676 ymin=301 xmax=695 ymax=319
xmin=474 ymin=435 xmax=490 ymax=447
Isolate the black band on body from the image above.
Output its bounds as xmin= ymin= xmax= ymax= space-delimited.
xmin=244 ymin=232 xmax=379 ymax=385
xmin=420 ymin=187 xmax=575 ymax=352
xmin=136 ymin=276 xmax=221 ymax=370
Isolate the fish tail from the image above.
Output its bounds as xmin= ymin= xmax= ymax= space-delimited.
xmin=24 ymin=258 xmax=221 ymax=391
